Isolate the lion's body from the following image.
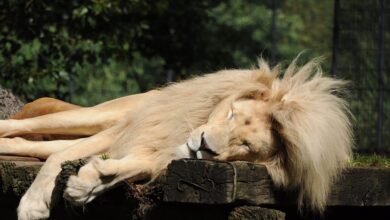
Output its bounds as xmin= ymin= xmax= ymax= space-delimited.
xmin=0 ymin=59 xmax=353 ymax=220
xmin=106 ymin=70 xmax=264 ymax=163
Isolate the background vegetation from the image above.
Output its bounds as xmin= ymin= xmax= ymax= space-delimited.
xmin=0 ymin=0 xmax=333 ymax=105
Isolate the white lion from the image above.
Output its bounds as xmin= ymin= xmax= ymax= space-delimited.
xmin=0 ymin=58 xmax=353 ymax=219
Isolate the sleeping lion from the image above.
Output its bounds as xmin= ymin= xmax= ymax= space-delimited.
xmin=0 ymin=58 xmax=353 ymax=220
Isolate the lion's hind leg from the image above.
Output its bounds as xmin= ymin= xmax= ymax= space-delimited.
xmin=0 ymin=106 xmax=117 ymax=138
xmin=64 ymin=155 xmax=153 ymax=205
xmin=1 ymin=92 xmax=157 ymax=138
xmin=9 ymin=97 xmax=84 ymax=141
xmin=0 ymin=137 xmax=86 ymax=159
xmin=10 ymin=97 xmax=81 ymax=120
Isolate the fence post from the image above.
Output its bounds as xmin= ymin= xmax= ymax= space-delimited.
xmin=331 ymin=0 xmax=340 ymax=77
xmin=376 ymin=0 xmax=385 ymax=151
xmin=270 ymin=0 xmax=277 ymax=64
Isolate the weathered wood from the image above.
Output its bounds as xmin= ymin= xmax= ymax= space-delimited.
xmin=163 ymin=159 xmax=390 ymax=207
xmin=163 ymin=159 xmax=277 ymax=205
xmin=1 ymin=158 xmax=389 ymax=209
xmin=328 ymin=167 xmax=390 ymax=206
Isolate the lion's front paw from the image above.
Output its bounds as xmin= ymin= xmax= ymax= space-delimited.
xmin=18 ymin=193 xmax=50 ymax=220
xmin=63 ymin=174 xmax=101 ymax=205
xmin=63 ymin=161 xmax=103 ymax=205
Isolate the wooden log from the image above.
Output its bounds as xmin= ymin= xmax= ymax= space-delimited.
xmin=163 ymin=159 xmax=390 ymax=207
xmin=163 ymin=159 xmax=277 ymax=205
xmin=328 ymin=167 xmax=390 ymax=206
xmin=1 ymin=158 xmax=389 ymax=208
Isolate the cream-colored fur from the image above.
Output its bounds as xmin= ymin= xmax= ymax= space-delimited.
xmin=0 ymin=58 xmax=353 ymax=220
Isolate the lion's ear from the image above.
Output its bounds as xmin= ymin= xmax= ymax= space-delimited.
xmin=239 ymin=89 xmax=270 ymax=101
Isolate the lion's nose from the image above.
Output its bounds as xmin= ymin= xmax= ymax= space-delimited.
xmin=198 ymin=132 xmax=218 ymax=156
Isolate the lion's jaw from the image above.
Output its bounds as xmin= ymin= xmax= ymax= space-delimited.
xmin=186 ymin=97 xmax=275 ymax=162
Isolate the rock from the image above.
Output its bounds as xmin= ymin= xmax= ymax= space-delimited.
xmin=0 ymin=87 xmax=24 ymax=119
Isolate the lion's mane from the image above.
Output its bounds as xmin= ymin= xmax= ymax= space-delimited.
xmin=265 ymin=58 xmax=353 ymax=212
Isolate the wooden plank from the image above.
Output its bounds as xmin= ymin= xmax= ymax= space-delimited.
xmin=328 ymin=167 xmax=390 ymax=206
xmin=163 ymin=159 xmax=390 ymax=206
xmin=163 ymin=159 xmax=277 ymax=205
xmin=1 ymin=159 xmax=389 ymax=207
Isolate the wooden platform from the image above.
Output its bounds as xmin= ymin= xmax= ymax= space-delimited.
xmin=0 ymin=157 xmax=389 ymax=219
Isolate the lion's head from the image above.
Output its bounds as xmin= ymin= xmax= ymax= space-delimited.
xmin=186 ymin=59 xmax=353 ymax=212
xmin=187 ymin=88 xmax=275 ymax=162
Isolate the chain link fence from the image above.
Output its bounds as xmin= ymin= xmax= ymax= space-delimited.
xmin=331 ymin=0 xmax=390 ymax=153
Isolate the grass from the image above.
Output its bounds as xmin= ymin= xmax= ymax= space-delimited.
xmin=350 ymin=153 xmax=390 ymax=168
xmin=100 ymin=153 xmax=110 ymax=160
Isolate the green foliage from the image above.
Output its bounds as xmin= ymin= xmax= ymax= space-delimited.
xmin=0 ymin=0 xmax=166 ymax=103
xmin=0 ymin=0 xmax=333 ymax=106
